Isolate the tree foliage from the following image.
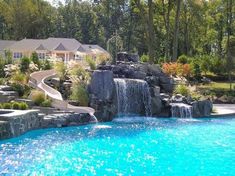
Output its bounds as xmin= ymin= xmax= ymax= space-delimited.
xmin=0 ymin=0 xmax=234 ymax=65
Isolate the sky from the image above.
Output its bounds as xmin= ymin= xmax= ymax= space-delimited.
xmin=45 ymin=0 xmax=65 ymax=6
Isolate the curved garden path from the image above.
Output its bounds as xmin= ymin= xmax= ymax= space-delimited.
xmin=29 ymin=69 xmax=95 ymax=116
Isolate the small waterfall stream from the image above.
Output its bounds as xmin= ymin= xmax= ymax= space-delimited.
xmin=114 ymin=78 xmax=152 ymax=116
xmin=171 ymin=103 xmax=192 ymax=118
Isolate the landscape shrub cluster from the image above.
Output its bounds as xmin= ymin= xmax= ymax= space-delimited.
xmin=174 ymin=84 xmax=190 ymax=97
xmin=69 ymin=83 xmax=89 ymax=106
xmin=30 ymin=90 xmax=52 ymax=107
xmin=0 ymin=101 xmax=28 ymax=110
xmin=161 ymin=54 xmax=228 ymax=81
xmin=85 ymin=56 xmax=96 ymax=70
xmin=162 ymin=62 xmax=192 ymax=78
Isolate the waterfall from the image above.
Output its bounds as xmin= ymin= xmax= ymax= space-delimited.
xmin=114 ymin=78 xmax=152 ymax=116
xmin=171 ymin=103 xmax=192 ymax=118
xmin=90 ymin=114 xmax=98 ymax=123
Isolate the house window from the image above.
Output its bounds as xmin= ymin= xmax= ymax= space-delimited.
xmin=75 ymin=55 xmax=83 ymax=60
xmin=13 ymin=52 xmax=22 ymax=59
xmin=37 ymin=53 xmax=45 ymax=59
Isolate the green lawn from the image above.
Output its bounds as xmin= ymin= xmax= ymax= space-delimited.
xmin=199 ymin=82 xmax=235 ymax=90
xmin=198 ymin=82 xmax=235 ymax=97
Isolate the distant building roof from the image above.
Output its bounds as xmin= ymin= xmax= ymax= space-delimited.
xmin=43 ymin=38 xmax=82 ymax=51
xmin=54 ymin=43 xmax=67 ymax=51
xmin=8 ymin=38 xmax=82 ymax=52
xmin=0 ymin=40 xmax=16 ymax=56
xmin=1 ymin=38 xmax=109 ymax=56
xmin=8 ymin=39 xmax=45 ymax=51
xmin=82 ymin=44 xmax=109 ymax=55
xmin=36 ymin=44 xmax=47 ymax=51
xmin=77 ymin=45 xmax=86 ymax=52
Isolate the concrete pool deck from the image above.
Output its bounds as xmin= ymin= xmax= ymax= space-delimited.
xmin=212 ymin=104 xmax=235 ymax=116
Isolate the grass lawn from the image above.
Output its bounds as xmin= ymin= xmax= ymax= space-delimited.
xmin=197 ymin=82 xmax=235 ymax=98
xmin=199 ymin=82 xmax=235 ymax=90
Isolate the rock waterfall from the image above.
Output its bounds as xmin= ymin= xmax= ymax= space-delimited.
xmin=114 ymin=78 xmax=152 ymax=116
xmin=171 ymin=103 xmax=192 ymax=118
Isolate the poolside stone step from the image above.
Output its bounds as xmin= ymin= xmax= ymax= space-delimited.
xmin=0 ymin=85 xmax=13 ymax=91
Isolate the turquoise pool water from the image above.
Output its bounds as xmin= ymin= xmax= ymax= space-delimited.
xmin=0 ymin=117 xmax=235 ymax=175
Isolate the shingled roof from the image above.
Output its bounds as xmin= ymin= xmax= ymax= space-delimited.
xmin=8 ymin=38 xmax=82 ymax=52
xmin=0 ymin=40 xmax=16 ymax=56
xmin=82 ymin=44 xmax=109 ymax=55
xmin=1 ymin=38 xmax=109 ymax=56
xmin=43 ymin=38 xmax=82 ymax=51
xmin=8 ymin=39 xmax=45 ymax=51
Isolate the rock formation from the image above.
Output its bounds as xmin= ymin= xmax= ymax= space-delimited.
xmin=88 ymin=56 xmax=213 ymax=120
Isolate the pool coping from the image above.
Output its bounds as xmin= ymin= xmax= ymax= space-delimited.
xmin=210 ymin=113 xmax=235 ymax=118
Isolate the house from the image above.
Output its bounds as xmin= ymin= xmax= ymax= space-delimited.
xmin=0 ymin=38 xmax=110 ymax=63
xmin=0 ymin=40 xmax=16 ymax=57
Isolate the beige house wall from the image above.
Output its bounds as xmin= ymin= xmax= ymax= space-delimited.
xmin=11 ymin=48 xmax=109 ymax=65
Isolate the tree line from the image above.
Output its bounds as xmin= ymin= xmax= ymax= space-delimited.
xmin=0 ymin=0 xmax=234 ymax=63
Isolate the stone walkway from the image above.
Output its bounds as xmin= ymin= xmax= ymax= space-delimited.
xmin=213 ymin=104 xmax=235 ymax=116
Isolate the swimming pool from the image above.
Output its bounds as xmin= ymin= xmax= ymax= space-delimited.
xmin=0 ymin=117 xmax=234 ymax=175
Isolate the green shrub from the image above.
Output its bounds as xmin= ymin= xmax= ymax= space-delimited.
xmin=41 ymin=59 xmax=52 ymax=70
xmin=3 ymin=103 xmax=11 ymax=109
xmin=140 ymin=54 xmax=149 ymax=63
xmin=191 ymin=92 xmax=202 ymax=101
xmin=0 ymin=78 xmax=6 ymax=85
xmin=4 ymin=50 xmax=13 ymax=64
xmin=70 ymin=83 xmax=89 ymax=106
xmin=54 ymin=61 xmax=67 ymax=81
xmin=177 ymin=55 xmax=188 ymax=64
xmin=1 ymin=102 xmax=29 ymax=110
xmin=41 ymin=99 xmax=52 ymax=107
xmin=11 ymin=102 xmax=20 ymax=110
xmin=20 ymin=57 xmax=31 ymax=72
xmin=10 ymin=72 xmax=27 ymax=84
xmin=0 ymin=56 xmax=6 ymax=77
xmin=31 ymin=90 xmax=45 ymax=106
xmin=19 ymin=102 xmax=28 ymax=110
xmin=69 ymin=64 xmax=90 ymax=84
xmin=174 ymin=84 xmax=190 ymax=96
xmin=11 ymin=83 xmax=31 ymax=97
xmin=85 ymin=56 xmax=96 ymax=70
xmin=209 ymin=57 xmax=226 ymax=75
xmin=191 ymin=62 xmax=202 ymax=81
xmin=31 ymin=52 xmax=40 ymax=68
xmin=199 ymin=55 xmax=211 ymax=75
xmin=157 ymin=57 xmax=170 ymax=65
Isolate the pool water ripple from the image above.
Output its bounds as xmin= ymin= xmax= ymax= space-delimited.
xmin=0 ymin=117 xmax=235 ymax=175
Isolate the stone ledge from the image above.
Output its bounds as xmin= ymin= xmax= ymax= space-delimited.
xmin=0 ymin=109 xmax=96 ymax=140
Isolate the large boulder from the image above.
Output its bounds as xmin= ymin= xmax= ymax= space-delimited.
xmin=50 ymin=77 xmax=60 ymax=87
xmin=131 ymin=71 xmax=146 ymax=79
xmin=192 ymin=100 xmax=213 ymax=117
xmin=117 ymin=52 xmax=139 ymax=62
xmin=159 ymin=76 xmax=174 ymax=93
xmin=89 ymin=70 xmax=117 ymax=121
xmin=151 ymin=97 xmax=162 ymax=115
xmin=89 ymin=96 xmax=116 ymax=122
xmin=146 ymin=64 xmax=163 ymax=76
xmin=160 ymin=84 xmax=174 ymax=93
xmin=145 ymin=76 xmax=160 ymax=87
xmin=0 ymin=87 xmax=19 ymax=103
xmin=171 ymin=94 xmax=187 ymax=103
xmin=150 ymin=86 xmax=160 ymax=97
xmin=89 ymin=70 xmax=114 ymax=101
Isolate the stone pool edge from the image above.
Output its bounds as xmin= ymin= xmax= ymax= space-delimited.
xmin=1 ymin=109 xmax=235 ymax=140
xmin=0 ymin=109 xmax=96 ymax=140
